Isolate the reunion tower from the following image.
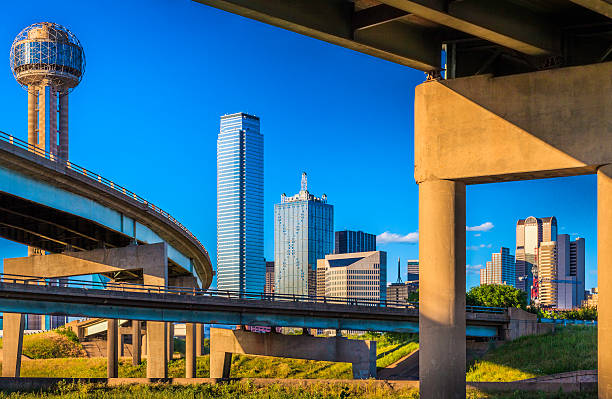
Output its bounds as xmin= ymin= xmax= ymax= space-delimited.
xmin=9 ymin=22 xmax=85 ymax=159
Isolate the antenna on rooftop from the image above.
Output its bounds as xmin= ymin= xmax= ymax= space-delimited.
xmin=396 ymin=257 xmax=403 ymax=284
xmin=301 ymin=172 xmax=307 ymax=191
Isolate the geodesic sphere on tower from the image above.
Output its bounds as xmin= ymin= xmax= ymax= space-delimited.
xmin=9 ymin=22 xmax=85 ymax=93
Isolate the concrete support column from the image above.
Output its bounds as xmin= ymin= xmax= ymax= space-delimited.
xmin=167 ymin=323 xmax=174 ymax=361
xmin=196 ymin=323 xmax=204 ymax=356
xmin=146 ymin=321 xmax=168 ymax=378
xmin=185 ymin=323 xmax=196 ymax=378
xmin=141 ymin=333 xmax=147 ymax=356
xmin=107 ymin=319 xmax=118 ymax=378
xmin=1 ymin=313 xmax=25 ymax=377
xmin=418 ymin=179 xmax=466 ymax=399
xmin=118 ymin=333 xmax=125 ymax=357
xmin=27 ymin=87 xmax=37 ymax=148
xmin=58 ymin=93 xmax=68 ymax=159
xmin=599 ymin=165 xmax=612 ymax=399
xmin=132 ymin=320 xmax=141 ymax=366
xmin=210 ymin=351 xmax=233 ymax=379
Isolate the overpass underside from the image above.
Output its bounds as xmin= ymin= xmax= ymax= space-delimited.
xmin=192 ymin=1 xmax=611 ymax=397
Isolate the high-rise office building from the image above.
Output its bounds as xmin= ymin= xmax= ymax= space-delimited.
xmin=406 ymin=260 xmax=419 ymax=282
xmin=216 ymin=113 xmax=264 ymax=293
xmin=335 ymin=230 xmax=376 ymax=254
xmin=317 ymin=251 xmax=387 ymax=302
xmin=538 ymin=241 xmax=558 ymax=307
xmin=274 ymin=173 xmax=333 ymax=296
xmin=479 ymin=247 xmax=515 ymax=286
xmin=264 ymin=261 xmax=275 ymax=294
xmin=557 ymin=234 xmax=586 ymax=309
xmin=515 ymin=216 xmax=557 ymax=296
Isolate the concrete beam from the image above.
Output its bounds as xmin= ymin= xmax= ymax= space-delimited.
xmin=352 ymin=4 xmax=410 ymax=30
xmin=414 ymin=62 xmax=612 ymax=184
xmin=380 ymin=0 xmax=560 ymax=55
xmin=569 ymin=0 xmax=612 ymax=18
xmin=193 ymin=0 xmax=441 ymax=71
xmin=209 ymin=327 xmax=376 ymax=379
xmin=3 ymin=243 xmax=168 ymax=283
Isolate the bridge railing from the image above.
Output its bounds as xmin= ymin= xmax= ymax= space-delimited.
xmin=0 ymin=131 xmax=209 ymax=260
xmin=0 ymin=273 xmax=505 ymax=314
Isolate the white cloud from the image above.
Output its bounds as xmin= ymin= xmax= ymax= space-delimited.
xmin=474 ymin=233 xmax=481 ymax=237
xmin=466 ymin=264 xmax=484 ymax=275
xmin=467 ymin=244 xmax=492 ymax=251
xmin=466 ymin=222 xmax=494 ymax=232
xmin=377 ymin=231 xmax=419 ymax=244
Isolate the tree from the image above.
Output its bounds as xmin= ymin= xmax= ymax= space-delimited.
xmin=466 ymin=284 xmax=527 ymax=309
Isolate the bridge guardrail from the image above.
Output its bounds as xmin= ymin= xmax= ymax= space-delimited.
xmin=0 ymin=273 xmax=506 ymax=314
xmin=0 ymin=131 xmax=209 ymax=260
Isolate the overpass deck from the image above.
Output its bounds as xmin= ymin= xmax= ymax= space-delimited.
xmin=0 ymin=275 xmax=508 ymax=337
xmin=0 ymin=131 xmax=212 ymax=286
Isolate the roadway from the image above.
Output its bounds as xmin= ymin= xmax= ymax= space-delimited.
xmin=0 ymin=277 xmax=508 ymax=337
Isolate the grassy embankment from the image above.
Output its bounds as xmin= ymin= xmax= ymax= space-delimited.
xmin=467 ymin=325 xmax=597 ymax=382
xmin=0 ymin=332 xmax=418 ymax=378
xmin=0 ymin=381 xmax=598 ymax=399
xmin=0 ymin=328 xmax=85 ymax=359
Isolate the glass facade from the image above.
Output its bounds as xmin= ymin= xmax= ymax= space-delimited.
xmin=216 ymin=113 xmax=264 ymax=293
xmin=334 ymin=230 xmax=376 ymax=254
xmin=12 ymin=41 xmax=84 ymax=76
xmin=274 ymin=176 xmax=333 ymax=297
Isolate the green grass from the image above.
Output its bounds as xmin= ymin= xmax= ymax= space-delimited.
xmin=0 ymin=382 xmax=597 ymax=399
xmin=467 ymin=326 xmax=597 ymax=382
xmin=0 ymin=333 xmax=418 ymax=379
xmin=0 ymin=330 xmax=86 ymax=359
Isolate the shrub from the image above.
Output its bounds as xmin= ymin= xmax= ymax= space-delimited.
xmin=466 ymin=285 xmax=527 ymax=309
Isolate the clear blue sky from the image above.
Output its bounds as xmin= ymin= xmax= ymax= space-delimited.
xmin=0 ymin=0 xmax=598 ymax=291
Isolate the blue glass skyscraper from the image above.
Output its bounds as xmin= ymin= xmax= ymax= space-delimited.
xmin=274 ymin=173 xmax=333 ymax=297
xmin=217 ymin=113 xmax=264 ymax=293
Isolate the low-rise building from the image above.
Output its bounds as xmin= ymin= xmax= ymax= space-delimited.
xmin=316 ymin=251 xmax=387 ymax=304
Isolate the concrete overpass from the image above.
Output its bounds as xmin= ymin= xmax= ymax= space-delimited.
xmin=0 ymin=276 xmax=509 ymax=337
xmin=191 ymin=1 xmax=611 ymax=398
xmin=0 ymin=131 xmax=214 ymax=380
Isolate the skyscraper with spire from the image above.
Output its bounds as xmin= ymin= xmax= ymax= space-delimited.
xmin=274 ymin=172 xmax=333 ymax=296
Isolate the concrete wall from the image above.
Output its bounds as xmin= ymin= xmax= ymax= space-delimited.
xmin=209 ymin=328 xmax=376 ymax=379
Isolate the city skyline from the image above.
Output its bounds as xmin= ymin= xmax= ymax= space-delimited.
xmin=0 ymin=0 xmax=599 ymax=293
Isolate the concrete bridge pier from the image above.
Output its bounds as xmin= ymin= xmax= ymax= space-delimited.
xmin=412 ymin=62 xmax=612 ymax=398
xmin=132 ymin=320 xmax=142 ymax=366
xmin=196 ymin=323 xmax=204 ymax=356
xmin=107 ymin=319 xmax=118 ymax=378
xmin=418 ymin=179 xmax=466 ymax=399
xmin=185 ymin=323 xmax=197 ymax=378
xmin=1 ymin=313 xmax=24 ymax=377
xmin=209 ymin=327 xmax=376 ymax=380
xmin=0 ymin=243 xmax=171 ymax=379
xmin=599 ymin=164 xmax=612 ymax=399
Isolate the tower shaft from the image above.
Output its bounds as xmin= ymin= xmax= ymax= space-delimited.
xmin=27 ymin=84 xmax=68 ymax=158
